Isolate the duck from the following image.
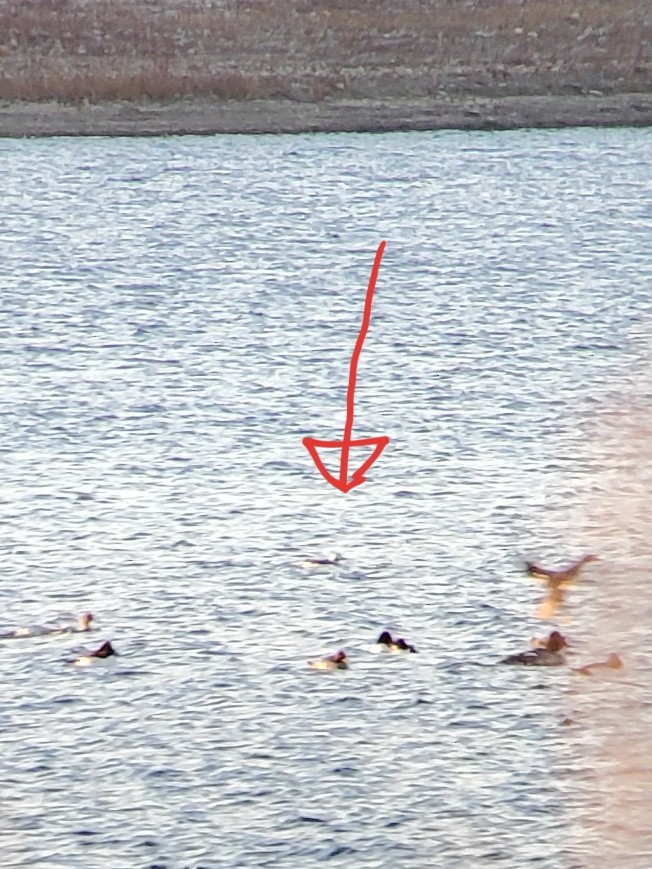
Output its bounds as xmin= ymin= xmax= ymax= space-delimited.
xmin=502 ymin=630 xmax=568 ymax=666
xmin=308 ymin=649 xmax=348 ymax=670
xmin=572 ymin=653 xmax=623 ymax=677
xmin=525 ymin=555 xmax=598 ymax=618
xmin=0 ymin=612 xmax=93 ymax=640
xmin=71 ymin=640 xmax=116 ymax=666
xmin=375 ymin=630 xmax=417 ymax=653
xmin=526 ymin=554 xmax=598 ymax=585
xmin=301 ymin=554 xmax=343 ymax=567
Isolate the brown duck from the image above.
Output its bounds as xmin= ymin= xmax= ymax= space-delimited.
xmin=308 ymin=649 xmax=348 ymax=670
xmin=525 ymin=554 xmax=598 ymax=619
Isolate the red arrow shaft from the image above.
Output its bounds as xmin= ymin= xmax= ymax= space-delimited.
xmin=340 ymin=240 xmax=386 ymax=484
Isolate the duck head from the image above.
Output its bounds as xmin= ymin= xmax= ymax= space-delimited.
xmin=546 ymin=631 xmax=568 ymax=653
xmin=604 ymin=653 xmax=623 ymax=669
xmin=92 ymin=641 xmax=116 ymax=659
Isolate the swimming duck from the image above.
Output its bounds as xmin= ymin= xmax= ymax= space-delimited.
xmin=308 ymin=649 xmax=348 ymax=670
xmin=71 ymin=640 xmax=116 ymax=666
xmin=572 ymin=653 xmax=623 ymax=676
xmin=526 ymin=554 xmax=598 ymax=584
xmin=525 ymin=555 xmax=598 ymax=619
xmin=502 ymin=630 xmax=568 ymax=666
xmin=0 ymin=612 xmax=93 ymax=640
xmin=301 ymin=554 xmax=343 ymax=567
xmin=376 ymin=630 xmax=417 ymax=653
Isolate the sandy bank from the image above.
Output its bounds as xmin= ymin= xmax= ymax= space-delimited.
xmin=2 ymin=93 xmax=652 ymax=138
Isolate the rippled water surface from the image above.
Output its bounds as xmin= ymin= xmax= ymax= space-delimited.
xmin=2 ymin=127 xmax=652 ymax=868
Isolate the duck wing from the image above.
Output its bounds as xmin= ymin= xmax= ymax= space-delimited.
xmin=502 ymin=649 xmax=541 ymax=665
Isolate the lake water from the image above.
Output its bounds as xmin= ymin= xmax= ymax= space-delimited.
xmin=1 ymin=127 xmax=652 ymax=869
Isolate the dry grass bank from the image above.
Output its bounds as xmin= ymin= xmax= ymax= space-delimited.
xmin=0 ymin=0 xmax=650 ymax=105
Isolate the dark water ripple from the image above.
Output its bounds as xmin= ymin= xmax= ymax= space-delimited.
xmin=1 ymin=128 xmax=652 ymax=867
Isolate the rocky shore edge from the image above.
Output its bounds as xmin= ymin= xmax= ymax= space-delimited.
xmin=1 ymin=93 xmax=652 ymax=137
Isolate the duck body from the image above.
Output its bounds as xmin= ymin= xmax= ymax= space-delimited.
xmin=502 ymin=648 xmax=566 ymax=666
xmin=0 ymin=625 xmax=44 ymax=640
xmin=503 ymin=631 xmax=568 ymax=666
xmin=301 ymin=554 xmax=343 ymax=567
xmin=308 ymin=649 xmax=348 ymax=670
xmin=376 ymin=630 xmax=417 ymax=653
xmin=0 ymin=613 xmax=93 ymax=640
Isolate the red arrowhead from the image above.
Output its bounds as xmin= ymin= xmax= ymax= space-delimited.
xmin=303 ymin=436 xmax=390 ymax=493
xmin=303 ymin=242 xmax=389 ymax=492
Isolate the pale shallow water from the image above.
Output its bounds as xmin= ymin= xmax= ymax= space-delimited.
xmin=1 ymin=127 xmax=652 ymax=868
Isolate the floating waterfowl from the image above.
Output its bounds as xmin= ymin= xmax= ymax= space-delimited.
xmin=502 ymin=630 xmax=568 ymax=666
xmin=0 ymin=612 xmax=94 ymax=640
xmin=71 ymin=640 xmax=116 ymax=666
xmin=525 ymin=555 xmax=598 ymax=619
xmin=572 ymin=653 xmax=623 ymax=676
xmin=375 ymin=630 xmax=417 ymax=653
xmin=301 ymin=554 xmax=343 ymax=567
xmin=308 ymin=649 xmax=348 ymax=670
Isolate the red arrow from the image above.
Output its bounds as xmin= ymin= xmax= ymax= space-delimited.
xmin=303 ymin=241 xmax=390 ymax=493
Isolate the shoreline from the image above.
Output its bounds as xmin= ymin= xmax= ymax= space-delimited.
xmin=1 ymin=93 xmax=652 ymax=138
